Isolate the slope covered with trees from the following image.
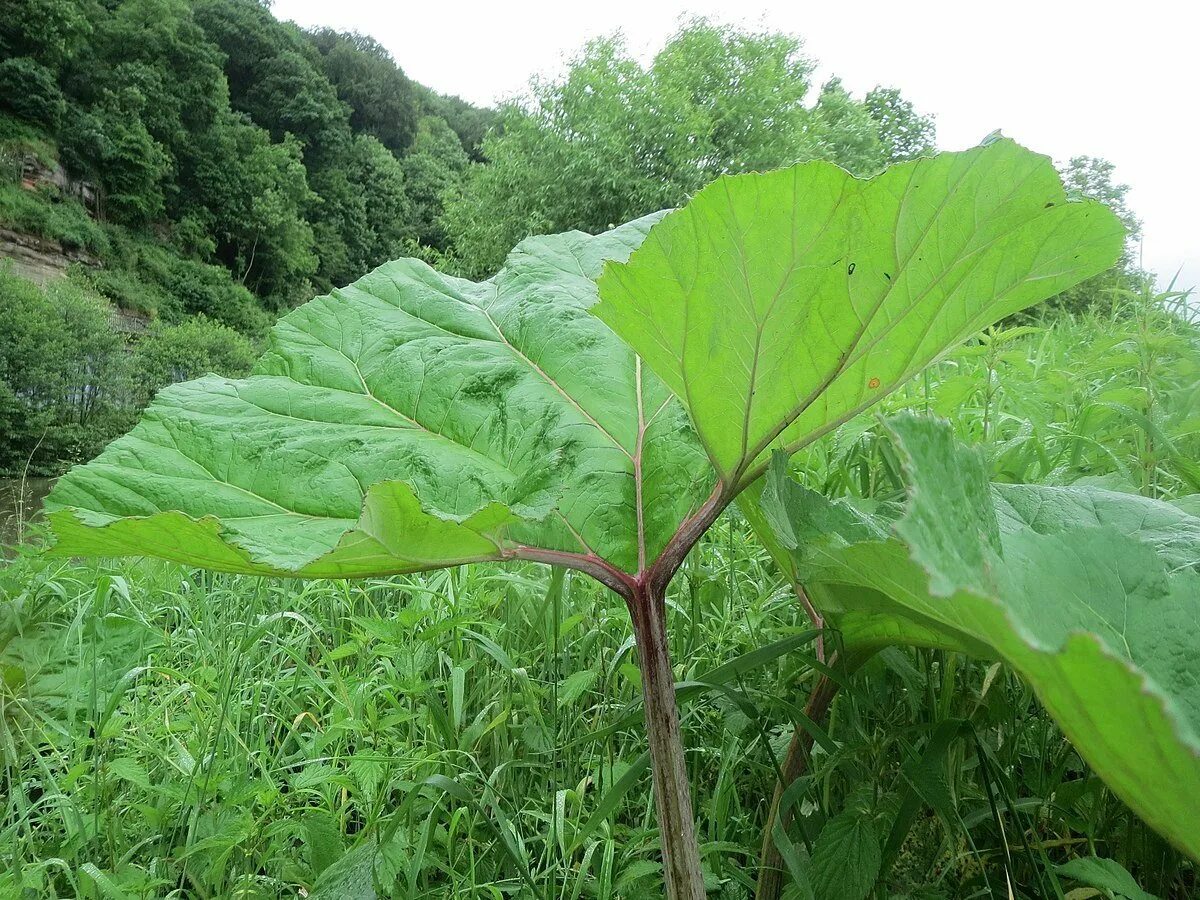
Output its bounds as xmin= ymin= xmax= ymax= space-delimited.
xmin=0 ymin=0 xmax=487 ymax=473
xmin=0 ymin=0 xmax=487 ymax=308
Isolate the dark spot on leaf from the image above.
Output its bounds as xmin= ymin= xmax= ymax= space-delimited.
xmin=1045 ymin=201 xmax=1055 ymax=208
xmin=884 ymin=272 xmax=892 ymax=281
xmin=847 ymin=262 xmax=856 ymax=275
xmin=463 ymin=368 xmax=521 ymax=400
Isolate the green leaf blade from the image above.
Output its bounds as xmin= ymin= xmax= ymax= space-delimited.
xmin=760 ymin=414 xmax=1200 ymax=860
xmin=595 ymin=139 xmax=1124 ymax=483
xmin=809 ymin=808 xmax=881 ymax=900
xmin=46 ymin=218 xmax=713 ymax=576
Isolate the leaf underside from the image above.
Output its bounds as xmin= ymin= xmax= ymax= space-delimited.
xmin=47 ymin=139 xmax=1121 ymax=579
xmin=48 ymin=216 xmax=712 ymax=576
xmin=760 ymin=414 xmax=1200 ymax=860
xmin=595 ymin=137 xmax=1123 ymax=483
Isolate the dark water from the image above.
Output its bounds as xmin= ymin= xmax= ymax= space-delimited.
xmin=1 ymin=477 xmax=53 ymax=546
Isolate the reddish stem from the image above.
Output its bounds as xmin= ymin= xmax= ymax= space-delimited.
xmin=756 ymin=673 xmax=841 ymax=900
xmin=627 ymin=580 xmax=707 ymax=899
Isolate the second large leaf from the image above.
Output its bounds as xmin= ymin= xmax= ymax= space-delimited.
xmin=761 ymin=415 xmax=1200 ymax=860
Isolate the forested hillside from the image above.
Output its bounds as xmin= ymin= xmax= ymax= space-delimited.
xmin=0 ymin=3 xmax=1133 ymax=477
xmin=0 ymin=0 xmax=488 ymax=472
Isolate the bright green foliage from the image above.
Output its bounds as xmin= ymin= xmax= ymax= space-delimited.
xmin=0 ymin=270 xmax=131 ymax=474
xmin=862 ymin=86 xmax=937 ymax=164
xmin=7 ymin=300 xmax=1196 ymax=896
xmin=48 ymin=140 xmax=1119 ymax=591
xmin=0 ymin=268 xmax=263 ymax=477
xmin=46 ymin=214 xmax=710 ymax=575
xmin=759 ymin=414 xmax=1200 ymax=859
xmin=442 ymin=20 xmax=927 ymax=277
xmin=595 ymin=137 xmax=1123 ymax=484
xmin=129 ymin=316 xmax=257 ymax=407
xmin=1056 ymin=857 xmax=1161 ymax=900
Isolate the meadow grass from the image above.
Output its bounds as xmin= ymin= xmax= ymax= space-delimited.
xmin=2 ymin=291 xmax=1197 ymax=899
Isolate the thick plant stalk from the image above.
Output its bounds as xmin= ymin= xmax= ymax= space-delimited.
xmin=756 ymin=584 xmax=838 ymax=900
xmin=628 ymin=581 xmax=707 ymax=900
xmin=755 ymin=673 xmax=840 ymax=900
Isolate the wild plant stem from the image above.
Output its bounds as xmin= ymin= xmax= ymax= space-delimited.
xmin=628 ymin=581 xmax=707 ymax=900
xmin=755 ymin=673 xmax=840 ymax=900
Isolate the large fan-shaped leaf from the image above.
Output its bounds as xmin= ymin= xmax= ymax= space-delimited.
xmin=595 ymin=137 xmax=1123 ymax=485
xmin=46 ymin=217 xmax=712 ymax=576
xmin=47 ymin=140 xmax=1120 ymax=584
xmin=759 ymin=415 xmax=1200 ymax=859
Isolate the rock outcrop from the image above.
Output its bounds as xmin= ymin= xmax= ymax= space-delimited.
xmin=0 ymin=226 xmax=96 ymax=285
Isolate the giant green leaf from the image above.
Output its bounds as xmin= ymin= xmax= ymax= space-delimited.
xmin=759 ymin=414 xmax=1200 ymax=859
xmin=595 ymin=137 xmax=1123 ymax=485
xmin=46 ymin=217 xmax=712 ymax=576
xmin=47 ymin=139 xmax=1119 ymax=587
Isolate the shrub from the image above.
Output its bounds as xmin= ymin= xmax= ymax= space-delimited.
xmin=0 ymin=57 xmax=66 ymax=131
xmin=163 ymin=256 xmax=271 ymax=336
xmin=0 ymin=182 xmax=109 ymax=254
xmin=131 ymin=316 xmax=257 ymax=406
xmin=0 ymin=267 xmax=130 ymax=475
xmin=77 ymin=231 xmax=272 ymax=334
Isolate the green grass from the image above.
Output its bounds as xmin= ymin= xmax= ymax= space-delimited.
xmin=0 ymin=182 xmax=109 ymax=257
xmin=0 ymin=114 xmax=59 ymax=174
xmin=1 ymin=290 xmax=1197 ymax=898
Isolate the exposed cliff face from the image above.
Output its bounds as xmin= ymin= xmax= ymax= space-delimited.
xmin=19 ymin=155 xmax=100 ymax=215
xmin=0 ymin=226 xmax=95 ymax=285
xmin=1 ymin=153 xmax=102 ymax=283
xmin=1 ymin=157 xmax=148 ymax=331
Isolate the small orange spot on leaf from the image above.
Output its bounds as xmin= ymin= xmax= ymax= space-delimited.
xmin=868 ymin=377 xmax=881 ymax=389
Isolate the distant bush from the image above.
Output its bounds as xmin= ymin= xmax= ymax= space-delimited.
xmin=76 ymin=230 xmax=271 ymax=334
xmin=164 ymin=257 xmax=271 ymax=336
xmin=131 ymin=316 xmax=257 ymax=406
xmin=0 ymin=266 xmax=266 ymax=475
xmin=0 ymin=57 xmax=66 ymax=131
xmin=0 ymin=266 xmax=131 ymax=475
xmin=75 ymin=264 xmax=168 ymax=318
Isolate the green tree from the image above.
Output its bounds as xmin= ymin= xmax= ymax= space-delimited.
xmin=651 ymin=20 xmax=817 ymax=176
xmin=416 ymin=87 xmax=496 ymax=160
xmin=808 ymin=77 xmax=886 ymax=174
xmin=0 ymin=0 xmax=91 ymax=71
xmin=186 ymin=114 xmax=317 ymax=306
xmin=61 ymin=86 xmax=171 ymax=226
xmin=863 ymin=85 xmax=937 ymax=162
xmin=443 ymin=21 xmax=930 ymax=277
xmin=131 ymin=315 xmax=257 ymax=406
xmin=1046 ymin=156 xmax=1143 ymax=315
xmin=0 ymin=57 xmax=67 ymax=130
xmin=401 ymin=115 xmax=468 ymax=251
xmin=308 ymin=28 xmax=420 ymax=155
xmin=306 ymin=133 xmax=410 ymax=290
xmin=1061 ymin=155 xmax=1141 ymax=252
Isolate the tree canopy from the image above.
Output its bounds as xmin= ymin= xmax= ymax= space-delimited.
xmin=441 ymin=22 xmax=937 ymax=277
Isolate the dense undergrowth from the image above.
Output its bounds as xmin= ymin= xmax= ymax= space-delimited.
xmin=3 ymin=289 xmax=1196 ymax=899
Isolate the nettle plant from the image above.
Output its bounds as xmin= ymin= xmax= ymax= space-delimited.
xmin=48 ymin=138 xmax=1157 ymax=897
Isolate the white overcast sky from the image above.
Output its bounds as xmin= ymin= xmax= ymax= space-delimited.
xmin=274 ymin=0 xmax=1198 ymax=291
